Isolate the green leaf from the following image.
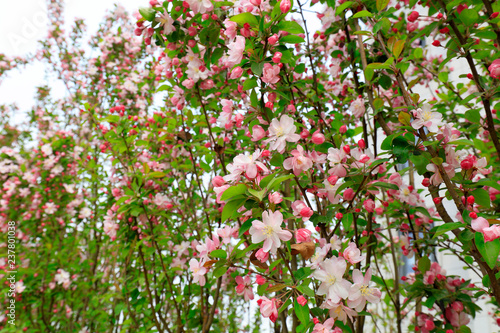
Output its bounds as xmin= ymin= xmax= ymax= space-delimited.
xmin=431 ymin=157 xmax=443 ymax=165
xmin=293 ymin=267 xmax=311 ymax=280
xmin=335 ymin=1 xmax=354 ymax=16
xmin=230 ymin=12 xmax=259 ymax=27
xmin=280 ymin=35 xmax=306 ymax=44
xmin=294 ymin=63 xmax=306 ymax=73
xmin=393 ymin=40 xmax=405 ymax=58
xmin=139 ymin=7 xmax=156 ymax=21
xmin=214 ymin=1 xmax=234 ymax=7
xmin=376 ymin=0 xmax=390 ymax=11
xmin=220 ymin=184 xmax=247 ymax=201
xmin=448 ymin=139 xmax=473 ymax=146
xmin=433 ymin=222 xmax=463 ymax=238
xmin=277 ymin=21 xmax=305 ymax=34
xmin=418 ymin=256 xmax=431 ymax=274
xmin=475 ymin=232 xmax=500 ymax=269
xmin=471 ymin=188 xmax=491 ymax=208
xmin=251 ymin=62 xmax=265 ymax=76
xmin=210 ymin=249 xmax=227 ymax=259
xmin=266 ymin=174 xmax=294 ymax=191
xmin=342 ymin=212 xmax=353 ymax=230
xmin=248 ymin=188 xmax=266 ymax=201
xmin=213 ymin=266 xmax=228 ymax=278
xmin=294 ymin=299 xmax=310 ymax=325
xmin=243 ymin=78 xmax=258 ymax=90
xmin=465 ymin=109 xmax=480 ymax=122
xmin=352 ymin=10 xmax=373 ymax=18
xmin=238 ymin=218 xmax=255 ymax=238
xmin=370 ymin=182 xmax=399 ymax=190
xmin=222 ymin=197 xmax=246 ymax=222
xmin=459 ymin=9 xmax=479 ymax=26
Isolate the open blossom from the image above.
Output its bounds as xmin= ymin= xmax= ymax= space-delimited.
xmin=185 ymin=0 xmax=213 ymax=14
xmin=226 ymin=36 xmax=245 ymax=67
xmin=257 ymin=297 xmax=279 ymax=322
xmin=265 ymin=115 xmax=300 ymax=153
xmin=307 ymin=244 xmax=331 ymax=269
xmin=235 ymin=275 xmax=254 ymax=301
xmin=261 ymin=63 xmax=280 ymax=84
xmin=472 ymin=217 xmax=500 ymax=241
xmin=342 ymin=242 xmax=364 ymax=264
xmin=313 ymin=257 xmax=351 ymax=303
xmin=45 ymin=202 xmax=57 ymax=214
xmin=321 ymin=300 xmax=357 ymax=324
xmin=349 ymin=97 xmax=365 ymax=118
xmin=292 ymin=200 xmax=314 ymax=221
xmin=55 ymin=269 xmax=71 ymax=289
xmin=155 ymin=12 xmax=176 ymax=35
xmin=326 ymin=148 xmax=347 ymax=177
xmin=283 ymin=145 xmax=313 ymax=176
xmin=249 ymin=210 xmax=292 ymax=254
xmin=189 ymin=258 xmax=207 ymax=286
xmin=312 ymin=318 xmax=338 ymax=333
xmin=224 ymin=150 xmax=268 ymax=181
xmin=347 ymin=268 xmax=381 ymax=311
xmin=426 ymin=163 xmax=455 ymax=185
xmin=411 ymin=104 xmax=443 ymax=132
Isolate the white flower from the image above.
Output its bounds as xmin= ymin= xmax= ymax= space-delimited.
xmin=411 ymin=104 xmax=443 ymax=133
xmin=41 ymin=144 xmax=53 ymax=156
xmin=45 ymin=202 xmax=57 ymax=214
xmin=156 ymin=12 xmax=176 ymax=35
xmin=249 ymin=210 xmax=292 ymax=254
xmin=265 ymin=115 xmax=300 ymax=153
xmin=313 ymin=257 xmax=351 ymax=303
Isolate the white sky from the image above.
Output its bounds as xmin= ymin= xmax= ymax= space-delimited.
xmin=0 ymin=0 xmax=148 ymax=123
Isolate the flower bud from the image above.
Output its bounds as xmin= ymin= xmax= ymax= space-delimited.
xmin=268 ymin=192 xmax=283 ymax=204
xmin=212 ymin=176 xmax=226 ymax=187
xmin=280 ymin=0 xmax=291 ymax=13
xmin=311 ymin=130 xmax=325 ymax=144
xmin=295 ymin=228 xmax=312 ymax=243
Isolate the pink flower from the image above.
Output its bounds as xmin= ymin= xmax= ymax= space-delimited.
xmin=226 ymin=36 xmax=246 ymax=67
xmin=280 ymin=0 xmax=291 ymax=12
xmin=295 ymin=228 xmax=312 ymax=243
xmin=212 ymin=176 xmax=226 ymax=187
xmin=224 ymin=19 xmax=238 ymax=40
xmin=411 ymin=104 xmax=443 ymax=133
xmin=255 ymin=248 xmax=269 ymax=262
xmin=230 ymin=66 xmax=243 ymax=79
xmin=343 ymin=188 xmax=354 ymax=201
xmin=347 ymin=268 xmax=381 ymax=311
xmin=408 ymin=11 xmax=419 ymax=22
xmin=235 ymin=275 xmax=254 ymax=301
xmin=312 ymin=318 xmax=336 ymax=333
xmin=185 ymin=0 xmax=213 ymax=14
xmin=284 ymin=145 xmax=313 ymax=176
xmin=423 ymin=270 xmax=436 ymax=285
xmin=445 ymin=307 xmax=470 ymax=327
xmin=189 ymin=259 xmax=207 ymax=286
xmin=257 ymin=297 xmax=279 ymax=322
xmin=249 ymin=210 xmax=292 ymax=254
xmin=297 ymin=295 xmax=307 ymax=306
xmin=326 ymin=148 xmax=347 ymax=177
xmin=483 ymin=225 xmax=500 ymax=241
xmin=261 ymin=63 xmax=281 ymax=84
xmin=426 ymin=163 xmax=455 ymax=186
xmin=292 ymin=200 xmax=314 ymax=221
xmin=268 ymin=192 xmax=283 ymax=204
xmin=489 ymin=59 xmax=500 ymax=78
xmin=313 ymin=257 xmax=351 ymax=303
xmin=251 ymin=125 xmax=266 ymax=141
xmin=265 ymin=115 xmax=300 ymax=153
xmin=256 ymin=274 xmax=266 ymax=285
xmin=349 ymin=97 xmax=365 ymax=118
xmin=471 ymin=217 xmax=489 ymax=232
xmin=225 ymin=150 xmax=268 ymax=181
xmin=363 ymin=199 xmax=375 ymax=212
xmin=311 ymin=130 xmax=325 ymax=144
xmin=343 ymin=242 xmax=365 ymax=264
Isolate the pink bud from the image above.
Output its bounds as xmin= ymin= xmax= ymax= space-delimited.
xmin=424 ymin=320 xmax=435 ymax=331
xmin=252 ymin=125 xmax=266 ymax=141
xmin=408 ymin=11 xmax=419 ymax=22
xmin=255 ymin=248 xmax=269 ymax=263
xmin=297 ymin=295 xmax=307 ymax=306
xmin=359 ymin=154 xmax=370 ymax=163
xmin=230 ymin=66 xmax=244 ymax=79
xmin=339 ymin=125 xmax=347 ymax=134
xmin=295 ymin=228 xmax=312 ymax=243
xmin=268 ymin=34 xmax=279 ymax=45
xmin=343 ymin=188 xmax=355 ymax=201
xmin=343 ymin=145 xmax=351 ymax=154
xmin=358 ymin=139 xmax=366 ymax=149
xmin=300 ymin=129 xmax=310 ymax=139
xmin=311 ymin=130 xmax=325 ymax=144
xmin=280 ymin=0 xmax=291 ymax=13
xmin=363 ymin=199 xmax=375 ymax=212
xmin=256 ymin=274 xmax=266 ymax=285
xmin=272 ymin=52 xmax=282 ymax=63
xmin=327 ymin=174 xmax=338 ymax=185
xmin=268 ymin=192 xmax=283 ymax=204
xmin=212 ymin=176 xmax=226 ymax=187
xmin=451 ymin=301 xmax=464 ymax=312
xmin=300 ymin=207 xmax=314 ymax=218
